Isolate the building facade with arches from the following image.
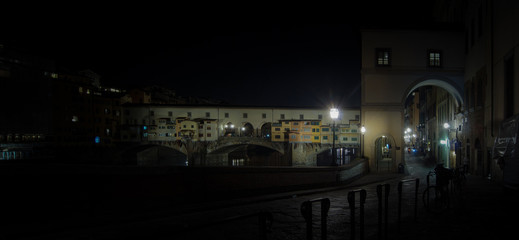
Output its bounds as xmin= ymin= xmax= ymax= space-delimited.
xmin=361 ymin=28 xmax=465 ymax=172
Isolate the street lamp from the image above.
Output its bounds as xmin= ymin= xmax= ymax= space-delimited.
xmin=360 ymin=126 xmax=366 ymax=157
xmin=330 ymin=108 xmax=339 ymax=166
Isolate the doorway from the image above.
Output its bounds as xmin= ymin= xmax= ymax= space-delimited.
xmin=375 ymin=136 xmax=394 ymax=172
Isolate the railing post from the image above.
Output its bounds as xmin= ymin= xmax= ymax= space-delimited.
xmin=377 ymin=183 xmax=390 ymax=240
xmin=398 ymin=178 xmax=419 ymax=232
xmin=348 ymin=189 xmax=367 ymax=240
xmin=301 ymin=198 xmax=331 ymax=240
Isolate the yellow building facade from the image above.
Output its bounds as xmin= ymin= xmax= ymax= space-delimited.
xmin=270 ymin=119 xmax=360 ymax=145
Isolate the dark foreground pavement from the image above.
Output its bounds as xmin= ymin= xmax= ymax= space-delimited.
xmin=394 ymin=174 xmax=519 ymax=240
xmin=3 ymin=154 xmax=518 ymax=240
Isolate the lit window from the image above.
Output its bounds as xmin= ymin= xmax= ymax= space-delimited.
xmin=428 ymin=50 xmax=442 ymax=67
xmin=376 ymin=48 xmax=391 ymax=66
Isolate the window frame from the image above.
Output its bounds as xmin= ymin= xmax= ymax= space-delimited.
xmin=376 ymin=48 xmax=392 ymax=67
xmin=427 ymin=49 xmax=442 ymax=68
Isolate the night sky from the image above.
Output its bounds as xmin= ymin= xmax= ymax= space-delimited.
xmin=3 ymin=1 xmax=434 ymax=108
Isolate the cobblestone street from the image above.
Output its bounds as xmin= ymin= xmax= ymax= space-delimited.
xmin=7 ymin=152 xmax=518 ymax=240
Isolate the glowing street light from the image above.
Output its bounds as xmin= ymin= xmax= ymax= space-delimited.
xmin=443 ymin=123 xmax=450 ymax=129
xmin=330 ymin=108 xmax=339 ymax=119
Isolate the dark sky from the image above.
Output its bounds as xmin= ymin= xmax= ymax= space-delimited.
xmin=3 ymin=1 xmax=434 ymax=108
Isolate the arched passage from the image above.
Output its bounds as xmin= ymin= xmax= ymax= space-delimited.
xmin=402 ymin=78 xmax=464 ymax=170
xmin=241 ymin=122 xmax=254 ymax=137
xmin=224 ymin=122 xmax=236 ymax=136
xmin=362 ymin=76 xmax=464 ymax=172
xmin=260 ymin=122 xmax=271 ymax=139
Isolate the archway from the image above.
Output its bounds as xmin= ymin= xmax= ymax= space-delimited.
xmin=224 ymin=122 xmax=236 ymax=137
xmin=402 ymin=77 xmax=464 ymax=107
xmin=241 ymin=123 xmax=254 ymax=137
xmin=260 ymin=122 xmax=271 ymax=139
xmin=362 ymin=77 xmax=464 ymax=173
xmin=402 ymin=79 xmax=464 ymax=171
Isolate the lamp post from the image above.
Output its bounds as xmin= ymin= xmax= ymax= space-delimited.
xmin=330 ymin=108 xmax=339 ymax=166
xmin=360 ymin=126 xmax=366 ymax=158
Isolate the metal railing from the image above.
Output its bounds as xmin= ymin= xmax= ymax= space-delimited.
xmin=397 ymin=178 xmax=420 ymax=232
xmin=348 ymin=189 xmax=367 ymax=240
xmin=301 ymin=198 xmax=331 ymax=240
xmin=377 ymin=183 xmax=390 ymax=240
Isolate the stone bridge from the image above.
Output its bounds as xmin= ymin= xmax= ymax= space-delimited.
xmin=127 ymin=137 xmax=358 ymax=167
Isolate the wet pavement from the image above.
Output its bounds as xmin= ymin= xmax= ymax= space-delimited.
xmin=5 ymin=152 xmax=519 ymax=239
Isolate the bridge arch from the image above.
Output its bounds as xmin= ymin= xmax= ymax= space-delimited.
xmin=210 ymin=139 xmax=284 ymax=154
xmin=206 ymin=142 xmax=287 ymax=166
xmin=121 ymin=144 xmax=188 ymax=166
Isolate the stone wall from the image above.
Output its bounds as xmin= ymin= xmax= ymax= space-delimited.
xmin=0 ymin=159 xmax=368 ymax=219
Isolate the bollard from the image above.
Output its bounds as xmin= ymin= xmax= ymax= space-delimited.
xmin=348 ymin=189 xmax=367 ymax=240
xmin=376 ymin=183 xmax=390 ymax=240
xmin=301 ymin=198 xmax=331 ymax=240
xmin=397 ymin=178 xmax=419 ymax=232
